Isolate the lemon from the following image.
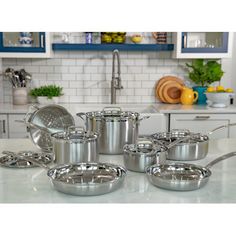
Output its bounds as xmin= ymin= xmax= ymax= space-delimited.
xmin=207 ymin=86 xmax=215 ymax=92
xmin=226 ymin=88 xmax=234 ymax=93
xmin=216 ymin=85 xmax=225 ymax=92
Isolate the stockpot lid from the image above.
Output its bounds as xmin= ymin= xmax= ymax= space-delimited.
xmin=84 ymin=107 xmax=140 ymax=121
xmin=51 ymin=127 xmax=98 ymax=143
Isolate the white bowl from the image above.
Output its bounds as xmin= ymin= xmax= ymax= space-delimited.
xmin=205 ymin=92 xmax=234 ymax=108
xmin=37 ymin=96 xmax=59 ymax=104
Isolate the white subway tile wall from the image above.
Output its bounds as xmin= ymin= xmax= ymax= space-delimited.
xmin=1 ymin=32 xmax=191 ymax=104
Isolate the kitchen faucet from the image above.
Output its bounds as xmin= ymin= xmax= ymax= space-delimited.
xmin=111 ymin=49 xmax=123 ymax=104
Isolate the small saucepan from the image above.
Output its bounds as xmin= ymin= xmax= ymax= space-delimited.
xmin=123 ymin=137 xmax=189 ymax=173
xmin=19 ymin=156 xmax=127 ymax=196
xmin=146 ymin=151 xmax=236 ymax=191
xmin=151 ymin=123 xmax=236 ymax=161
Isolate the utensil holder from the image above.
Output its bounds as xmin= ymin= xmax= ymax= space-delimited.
xmin=12 ymin=87 xmax=28 ymax=105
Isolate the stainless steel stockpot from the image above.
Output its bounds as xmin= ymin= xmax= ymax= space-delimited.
xmin=146 ymin=151 xmax=236 ymax=191
xmin=77 ymin=107 xmax=149 ymax=155
xmin=51 ymin=127 xmax=99 ymax=164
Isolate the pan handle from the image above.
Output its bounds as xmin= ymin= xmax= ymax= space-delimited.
xmin=207 ymin=123 xmax=236 ymax=135
xmin=205 ymin=151 xmax=236 ymax=169
xmin=76 ymin=112 xmax=86 ymax=121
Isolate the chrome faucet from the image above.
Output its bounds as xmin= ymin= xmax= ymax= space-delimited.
xmin=111 ymin=49 xmax=123 ymax=104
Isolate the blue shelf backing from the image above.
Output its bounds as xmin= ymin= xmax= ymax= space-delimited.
xmin=52 ymin=43 xmax=174 ymax=51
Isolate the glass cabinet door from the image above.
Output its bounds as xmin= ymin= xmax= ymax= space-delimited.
xmin=182 ymin=32 xmax=228 ymax=53
xmin=0 ymin=32 xmax=46 ymax=52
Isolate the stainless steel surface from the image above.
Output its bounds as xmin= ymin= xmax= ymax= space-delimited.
xmin=194 ymin=115 xmax=210 ymax=120
xmin=111 ymin=49 xmax=123 ymax=104
xmin=123 ymin=137 xmax=189 ymax=173
xmin=18 ymin=156 xmax=127 ymax=196
xmin=152 ymin=123 xmax=236 ymax=161
xmin=123 ymin=142 xmax=167 ymax=173
xmin=0 ymin=150 xmax=53 ymax=168
xmin=25 ymin=104 xmax=75 ymax=151
xmin=77 ymin=107 xmax=149 ymax=154
xmin=51 ymin=126 xmax=99 ymax=164
xmin=146 ymin=151 xmax=236 ymax=191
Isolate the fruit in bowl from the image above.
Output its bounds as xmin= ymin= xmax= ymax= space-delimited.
xmin=130 ymin=34 xmax=143 ymax=44
xmin=205 ymin=86 xmax=234 ymax=108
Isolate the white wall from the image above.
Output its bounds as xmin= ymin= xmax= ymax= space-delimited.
xmin=1 ymin=32 xmax=235 ymax=104
xmin=1 ymin=44 xmax=191 ymax=104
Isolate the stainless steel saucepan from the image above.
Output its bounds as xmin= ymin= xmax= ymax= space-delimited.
xmin=146 ymin=151 xmax=236 ymax=191
xmin=19 ymin=156 xmax=127 ymax=196
xmin=151 ymin=123 xmax=236 ymax=161
xmin=77 ymin=107 xmax=149 ymax=155
xmin=123 ymin=137 xmax=189 ymax=172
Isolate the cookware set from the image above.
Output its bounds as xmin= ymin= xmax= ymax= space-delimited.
xmin=1 ymin=104 xmax=236 ymax=195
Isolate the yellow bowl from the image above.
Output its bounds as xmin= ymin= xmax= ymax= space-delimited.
xmin=131 ymin=35 xmax=142 ymax=44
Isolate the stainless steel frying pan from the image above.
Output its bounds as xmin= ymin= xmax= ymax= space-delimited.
xmin=146 ymin=151 xmax=236 ymax=191
xmin=19 ymin=156 xmax=126 ymax=196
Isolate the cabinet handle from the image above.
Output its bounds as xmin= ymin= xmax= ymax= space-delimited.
xmin=183 ymin=33 xmax=187 ymax=48
xmin=195 ymin=115 xmax=210 ymax=120
xmin=2 ymin=120 xmax=6 ymax=134
xmin=41 ymin=34 xmax=44 ymax=48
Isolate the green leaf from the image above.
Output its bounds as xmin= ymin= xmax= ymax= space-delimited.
xmin=185 ymin=59 xmax=224 ymax=86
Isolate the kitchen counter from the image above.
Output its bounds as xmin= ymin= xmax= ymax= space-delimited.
xmin=1 ymin=138 xmax=236 ymax=203
xmin=1 ymin=102 xmax=236 ymax=114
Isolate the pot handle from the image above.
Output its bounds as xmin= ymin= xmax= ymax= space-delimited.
xmin=67 ymin=126 xmax=85 ymax=133
xmin=207 ymin=123 xmax=236 ymax=135
xmin=76 ymin=112 xmax=86 ymax=121
xmin=23 ymin=104 xmax=39 ymax=123
xmin=102 ymin=106 xmax=122 ymax=112
xmin=205 ymin=151 xmax=236 ymax=169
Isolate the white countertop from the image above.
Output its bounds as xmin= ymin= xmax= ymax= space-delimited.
xmin=1 ymin=102 xmax=236 ymax=114
xmin=1 ymin=138 xmax=236 ymax=203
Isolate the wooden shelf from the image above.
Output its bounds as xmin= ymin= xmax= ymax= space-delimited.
xmin=52 ymin=43 xmax=174 ymax=51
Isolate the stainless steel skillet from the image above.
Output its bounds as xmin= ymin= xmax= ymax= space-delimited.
xmin=146 ymin=151 xmax=236 ymax=191
xmin=20 ymin=156 xmax=126 ymax=196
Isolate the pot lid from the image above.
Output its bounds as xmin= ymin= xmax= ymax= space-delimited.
xmin=124 ymin=142 xmax=165 ymax=155
xmin=84 ymin=107 xmax=139 ymax=120
xmin=51 ymin=127 xmax=98 ymax=142
xmin=152 ymin=129 xmax=209 ymax=143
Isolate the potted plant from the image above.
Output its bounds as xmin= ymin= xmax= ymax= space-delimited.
xmin=186 ymin=59 xmax=224 ymax=104
xmin=29 ymin=85 xmax=63 ymax=104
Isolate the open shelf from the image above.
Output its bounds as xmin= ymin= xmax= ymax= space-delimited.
xmin=52 ymin=43 xmax=174 ymax=51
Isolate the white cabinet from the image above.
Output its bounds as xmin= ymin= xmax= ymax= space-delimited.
xmin=0 ymin=114 xmax=8 ymax=138
xmin=172 ymin=32 xmax=233 ymax=58
xmin=170 ymin=113 xmax=236 ymax=139
xmin=139 ymin=113 xmax=168 ymax=135
xmin=8 ymin=114 xmax=28 ymax=138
